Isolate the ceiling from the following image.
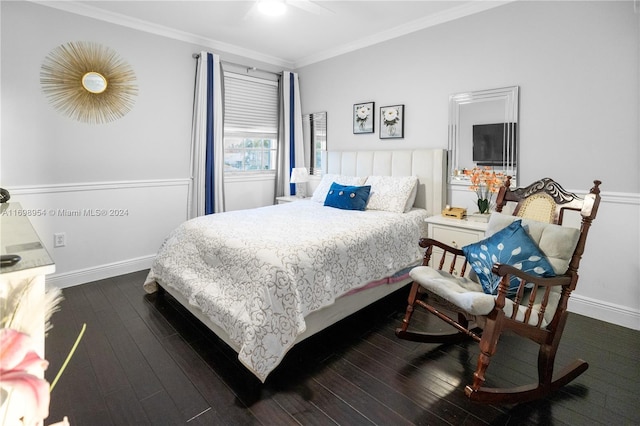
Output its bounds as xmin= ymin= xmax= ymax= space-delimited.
xmin=42 ymin=1 xmax=510 ymax=68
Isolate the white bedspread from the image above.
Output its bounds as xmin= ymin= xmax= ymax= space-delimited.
xmin=144 ymin=201 xmax=428 ymax=381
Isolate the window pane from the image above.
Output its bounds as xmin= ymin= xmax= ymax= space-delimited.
xmin=224 ymin=135 xmax=277 ymax=172
xmin=224 ymin=150 xmax=243 ymax=171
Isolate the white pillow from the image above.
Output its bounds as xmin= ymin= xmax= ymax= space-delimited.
xmin=365 ymin=175 xmax=419 ymax=213
xmin=404 ymin=181 xmax=419 ymax=212
xmin=310 ymin=174 xmax=368 ymax=203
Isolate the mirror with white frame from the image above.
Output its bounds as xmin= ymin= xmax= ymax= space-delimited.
xmin=448 ymin=86 xmax=519 ymax=186
xmin=302 ymin=111 xmax=327 ymax=176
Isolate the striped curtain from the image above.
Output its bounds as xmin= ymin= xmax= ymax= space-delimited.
xmin=275 ymin=71 xmax=305 ymax=198
xmin=188 ymin=51 xmax=225 ymax=218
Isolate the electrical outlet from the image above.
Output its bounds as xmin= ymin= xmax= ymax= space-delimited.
xmin=54 ymin=232 xmax=66 ymax=248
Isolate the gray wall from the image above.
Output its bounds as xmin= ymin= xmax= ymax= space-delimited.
xmin=297 ymin=1 xmax=640 ymax=329
xmin=2 ymin=1 xmax=193 ymax=185
xmin=298 ymin=1 xmax=639 ymax=192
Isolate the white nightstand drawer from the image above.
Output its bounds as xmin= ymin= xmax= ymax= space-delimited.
xmin=424 ymin=216 xmax=488 ymax=244
xmin=424 ymin=215 xmax=488 ymax=276
xmin=431 ymin=225 xmax=483 ymax=250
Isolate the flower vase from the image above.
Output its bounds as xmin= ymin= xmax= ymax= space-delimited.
xmin=477 ymin=198 xmax=490 ymax=214
xmin=387 ymin=124 xmax=396 ymax=136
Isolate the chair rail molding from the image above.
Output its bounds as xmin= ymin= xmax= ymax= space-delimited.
xmin=7 ymin=178 xmax=190 ymax=289
xmin=450 ymin=184 xmax=640 ymax=206
xmin=9 ymin=178 xmax=191 ymax=195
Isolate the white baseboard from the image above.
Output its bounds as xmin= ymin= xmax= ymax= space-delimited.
xmin=569 ymin=293 xmax=640 ymax=331
xmin=48 ymin=255 xmax=640 ymax=331
xmin=47 ymin=255 xmax=154 ymax=289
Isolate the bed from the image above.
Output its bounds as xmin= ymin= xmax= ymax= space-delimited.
xmin=143 ymin=149 xmax=446 ymax=381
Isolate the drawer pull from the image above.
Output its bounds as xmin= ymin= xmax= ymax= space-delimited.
xmin=451 ymin=240 xmax=458 ymax=248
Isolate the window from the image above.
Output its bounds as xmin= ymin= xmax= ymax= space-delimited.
xmin=224 ymin=73 xmax=278 ymax=172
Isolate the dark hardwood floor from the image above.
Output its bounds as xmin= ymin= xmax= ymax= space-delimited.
xmin=45 ymin=270 xmax=639 ymax=425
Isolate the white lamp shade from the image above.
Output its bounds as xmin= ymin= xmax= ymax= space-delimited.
xmin=290 ymin=167 xmax=309 ymax=183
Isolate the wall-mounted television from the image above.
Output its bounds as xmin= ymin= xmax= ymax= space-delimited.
xmin=472 ymin=123 xmax=517 ymax=167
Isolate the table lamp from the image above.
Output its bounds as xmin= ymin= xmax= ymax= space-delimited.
xmin=290 ymin=167 xmax=309 ymax=198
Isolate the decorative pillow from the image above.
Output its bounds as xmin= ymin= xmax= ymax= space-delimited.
xmin=311 ymin=174 xmax=367 ymax=203
xmin=462 ymin=220 xmax=556 ymax=296
xmin=364 ymin=175 xmax=419 ymax=213
xmin=323 ymin=183 xmax=371 ymax=211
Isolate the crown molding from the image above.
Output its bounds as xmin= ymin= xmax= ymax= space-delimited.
xmin=31 ymin=1 xmax=512 ymax=70
xmin=294 ymin=1 xmax=514 ymax=68
xmin=30 ymin=0 xmax=295 ymax=69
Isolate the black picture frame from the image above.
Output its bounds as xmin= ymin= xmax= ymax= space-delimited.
xmin=353 ymin=102 xmax=374 ymax=134
xmin=379 ymin=104 xmax=404 ymax=139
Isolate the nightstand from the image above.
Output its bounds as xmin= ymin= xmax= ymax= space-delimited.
xmin=276 ymin=196 xmax=309 ymax=204
xmin=425 ymin=215 xmax=488 ymax=248
xmin=424 ymin=215 xmax=489 ymax=275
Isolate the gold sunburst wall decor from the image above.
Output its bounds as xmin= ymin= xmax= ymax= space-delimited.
xmin=40 ymin=41 xmax=138 ymax=124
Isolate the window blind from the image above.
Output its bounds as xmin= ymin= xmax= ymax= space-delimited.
xmin=224 ymin=73 xmax=278 ymax=134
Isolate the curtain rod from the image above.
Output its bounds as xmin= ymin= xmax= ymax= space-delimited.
xmin=192 ymin=53 xmax=282 ymax=77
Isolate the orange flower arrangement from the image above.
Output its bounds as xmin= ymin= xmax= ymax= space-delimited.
xmin=463 ymin=167 xmax=505 ymax=213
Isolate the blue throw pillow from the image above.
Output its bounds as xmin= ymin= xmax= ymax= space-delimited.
xmin=324 ymin=182 xmax=371 ymax=211
xmin=462 ymin=220 xmax=556 ymax=296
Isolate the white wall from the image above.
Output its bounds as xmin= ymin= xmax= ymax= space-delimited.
xmin=2 ymin=1 xmax=638 ymax=329
xmin=2 ymin=2 xmax=195 ymax=185
xmin=10 ymin=181 xmax=190 ymax=287
xmin=0 ymin=1 xmax=282 ymax=285
xmin=1 ymin=1 xmax=195 ymax=285
xmin=298 ymin=1 xmax=638 ymax=192
xmin=297 ymin=1 xmax=640 ymax=329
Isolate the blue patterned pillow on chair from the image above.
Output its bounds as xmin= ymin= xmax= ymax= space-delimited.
xmin=324 ymin=182 xmax=371 ymax=211
xmin=462 ymin=220 xmax=556 ymax=295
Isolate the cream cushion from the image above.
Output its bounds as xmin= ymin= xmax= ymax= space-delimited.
xmin=486 ymin=212 xmax=580 ymax=275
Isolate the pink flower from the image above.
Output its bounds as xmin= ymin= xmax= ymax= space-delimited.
xmin=0 ymin=328 xmax=50 ymax=425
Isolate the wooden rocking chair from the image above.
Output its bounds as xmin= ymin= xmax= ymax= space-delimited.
xmin=396 ymin=177 xmax=601 ymax=404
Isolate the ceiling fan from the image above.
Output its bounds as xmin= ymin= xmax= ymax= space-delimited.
xmin=250 ymin=0 xmax=335 ymax=18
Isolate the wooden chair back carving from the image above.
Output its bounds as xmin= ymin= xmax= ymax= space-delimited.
xmin=496 ymin=176 xmax=599 ymax=225
xmin=496 ymin=177 xmax=601 ymax=276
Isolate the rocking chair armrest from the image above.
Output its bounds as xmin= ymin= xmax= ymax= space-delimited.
xmin=418 ymin=238 xmax=466 ymax=256
xmin=490 ymin=263 xmax=577 ymax=328
xmin=491 ymin=263 xmax=573 ymax=296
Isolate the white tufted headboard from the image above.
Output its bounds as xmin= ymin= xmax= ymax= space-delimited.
xmin=325 ymin=149 xmax=447 ymax=217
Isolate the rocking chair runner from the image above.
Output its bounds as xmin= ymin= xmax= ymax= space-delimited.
xmin=396 ymin=177 xmax=602 ymax=404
